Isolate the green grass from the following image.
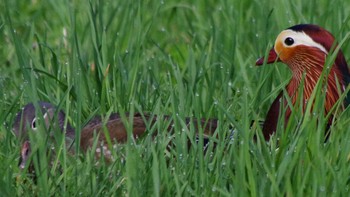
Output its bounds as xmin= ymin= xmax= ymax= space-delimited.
xmin=1 ymin=0 xmax=350 ymax=196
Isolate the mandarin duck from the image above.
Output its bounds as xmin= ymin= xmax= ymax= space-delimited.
xmin=13 ymin=102 xmax=218 ymax=169
xmin=256 ymin=24 xmax=349 ymax=140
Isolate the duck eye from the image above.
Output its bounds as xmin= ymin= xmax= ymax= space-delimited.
xmin=284 ymin=37 xmax=294 ymax=46
xmin=31 ymin=118 xmax=37 ymax=130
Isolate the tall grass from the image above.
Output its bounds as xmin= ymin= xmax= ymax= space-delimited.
xmin=1 ymin=0 xmax=350 ymax=196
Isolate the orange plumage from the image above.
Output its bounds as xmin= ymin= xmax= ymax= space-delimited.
xmin=256 ymin=24 xmax=349 ymax=140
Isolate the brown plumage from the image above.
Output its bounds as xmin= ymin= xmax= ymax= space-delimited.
xmin=13 ymin=102 xmax=218 ymax=167
xmin=256 ymin=24 xmax=349 ymax=140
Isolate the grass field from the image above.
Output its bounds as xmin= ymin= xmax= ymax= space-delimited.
xmin=1 ymin=0 xmax=350 ymax=196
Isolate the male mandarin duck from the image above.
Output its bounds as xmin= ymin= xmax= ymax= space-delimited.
xmin=13 ymin=102 xmax=218 ymax=168
xmin=256 ymin=24 xmax=350 ymax=140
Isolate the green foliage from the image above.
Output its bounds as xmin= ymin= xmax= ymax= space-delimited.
xmin=1 ymin=0 xmax=350 ymax=196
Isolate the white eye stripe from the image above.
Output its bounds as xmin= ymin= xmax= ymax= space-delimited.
xmin=31 ymin=117 xmax=37 ymax=130
xmin=31 ymin=111 xmax=51 ymax=130
xmin=43 ymin=112 xmax=49 ymax=120
xmin=277 ymin=30 xmax=328 ymax=54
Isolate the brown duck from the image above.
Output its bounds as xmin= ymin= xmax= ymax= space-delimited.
xmin=13 ymin=102 xmax=219 ymax=168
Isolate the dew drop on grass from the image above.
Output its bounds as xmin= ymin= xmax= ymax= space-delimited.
xmin=320 ymin=186 xmax=326 ymax=192
xmin=229 ymin=139 xmax=234 ymax=145
xmin=209 ymin=152 xmax=214 ymax=158
xmin=195 ymin=93 xmax=199 ymax=97
xmin=212 ymin=186 xmax=216 ymax=192
xmin=208 ymin=163 xmax=214 ymax=171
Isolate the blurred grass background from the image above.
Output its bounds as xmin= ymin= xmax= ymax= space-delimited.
xmin=0 ymin=0 xmax=350 ymax=196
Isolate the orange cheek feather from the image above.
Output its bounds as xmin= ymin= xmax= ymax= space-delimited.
xmin=275 ymin=42 xmax=295 ymax=62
